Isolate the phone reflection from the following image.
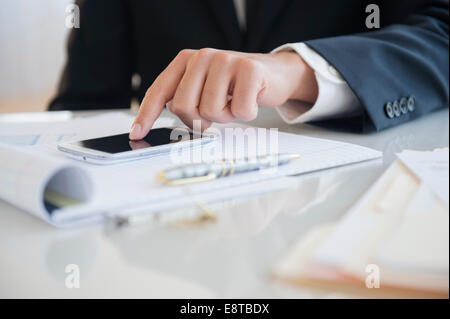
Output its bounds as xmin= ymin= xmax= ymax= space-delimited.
xmin=128 ymin=133 xmax=186 ymax=150
xmin=129 ymin=140 xmax=151 ymax=150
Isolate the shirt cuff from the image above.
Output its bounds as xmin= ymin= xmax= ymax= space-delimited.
xmin=271 ymin=42 xmax=361 ymax=124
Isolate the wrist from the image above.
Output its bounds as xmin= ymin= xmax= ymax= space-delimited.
xmin=273 ymin=51 xmax=318 ymax=104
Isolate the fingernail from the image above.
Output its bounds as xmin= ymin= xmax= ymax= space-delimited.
xmin=129 ymin=123 xmax=141 ymax=140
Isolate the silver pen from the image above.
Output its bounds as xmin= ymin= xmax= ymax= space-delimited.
xmin=157 ymin=153 xmax=300 ymax=186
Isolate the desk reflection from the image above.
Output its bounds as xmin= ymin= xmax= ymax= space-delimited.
xmin=104 ymin=160 xmax=381 ymax=297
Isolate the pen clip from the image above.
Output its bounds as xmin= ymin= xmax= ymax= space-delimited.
xmin=157 ymin=172 xmax=217 ymax=186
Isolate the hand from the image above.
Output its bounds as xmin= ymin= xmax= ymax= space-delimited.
xmin=130 ymin=48 xmax=318 ymax=140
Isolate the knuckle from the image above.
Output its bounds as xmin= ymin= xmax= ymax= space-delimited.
xmin=212 ymin=51 xmax=233 ymax=65
xmin=199 ymin=107 xmax=218 ymax=120
xmin=188 ymin=50 xmax=209 ymax=67
xmin=197 ymin=48 xmax=215 ymax=59
xmin=177 ymin=49 xmax=193 ymax=59
xmin=232 ymin=106 xmax=258 ymax=121
xmin=144 ymin=84 xmax=159 ymax=101
xmin=169 ymin=100 xmax=186 ymax=115
xmin=144 ymin=86 xmax=152 ymax=98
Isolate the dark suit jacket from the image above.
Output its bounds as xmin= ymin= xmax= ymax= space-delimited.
xmin=49 ymin=0 xmax=449 ymax=132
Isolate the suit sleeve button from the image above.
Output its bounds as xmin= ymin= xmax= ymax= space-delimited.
xmin=399 ymin=97 xmax=408 ymax=114
xmin=407 ymin=96 xmax=416 ymax=112
xmin=393 ymin=101 xmax=401 ymax=117
xmin=385 ymin=102 xmax=394 ymax=119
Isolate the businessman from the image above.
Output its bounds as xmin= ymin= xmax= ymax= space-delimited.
xmin=49 ymin=0 xmax=449 ymax=137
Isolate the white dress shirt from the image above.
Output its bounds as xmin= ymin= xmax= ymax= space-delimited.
xmin=233 ymin=0 xmax=361 ymax=124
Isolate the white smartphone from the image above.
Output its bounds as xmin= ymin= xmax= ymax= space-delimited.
xmin=57 ymin=127 xmax=218 ymax=165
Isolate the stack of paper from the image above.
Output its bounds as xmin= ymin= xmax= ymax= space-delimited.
xmin=0 ymin=112 xmax=382 ymax=227
xmin=274 ymin=149 xmax=449 ymax=298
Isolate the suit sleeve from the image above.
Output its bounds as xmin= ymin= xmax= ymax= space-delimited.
xmin=305 ymin=0 xmax=449 ymax=131
xmin=49 ymin=0 xmax=134 ymax=111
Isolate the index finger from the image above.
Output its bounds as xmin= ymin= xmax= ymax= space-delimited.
xmin=129 ymin=49 xmax=194 ymax=140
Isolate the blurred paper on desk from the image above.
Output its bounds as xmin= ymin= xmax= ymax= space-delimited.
xmin=397 ymin=149 xmax=449 ymax=205
xmin=0 ymin=112 xmax=175 ymax=147
xmin=274 ymin=149 xmax=449 ymax=298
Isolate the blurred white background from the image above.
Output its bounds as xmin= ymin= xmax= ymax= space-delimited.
xmin=0 ymin=0 xmax=73 ymax=113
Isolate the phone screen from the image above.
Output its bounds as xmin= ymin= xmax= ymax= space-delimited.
xmin=71 ymin=128 xmax=196 ymax=154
